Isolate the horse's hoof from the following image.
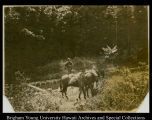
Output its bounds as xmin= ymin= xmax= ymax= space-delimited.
xmin=74 ymin=101 xmax=78 ymax=106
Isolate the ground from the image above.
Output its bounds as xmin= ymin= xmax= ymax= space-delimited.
xmin=5 ymin=58 xmax=149 ymax=112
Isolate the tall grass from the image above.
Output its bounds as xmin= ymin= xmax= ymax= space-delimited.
xmin=32 ymin=57 xmax=105 ymax=81
xmin=6 ymin=57 xmax=149 ymax=112
xmin=78 ymin=66 xmax=149 ymax=111
xmin=8 ymin=85 xmax=60 ymax=112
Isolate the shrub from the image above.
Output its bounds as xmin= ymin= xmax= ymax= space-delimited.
xmin=9 ymin=85 xmax=59 ymax=112
xmin=79 ymin=68 xmax=149 ymax=111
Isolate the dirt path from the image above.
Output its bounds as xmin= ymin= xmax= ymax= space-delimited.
xmin=47 ymin=87 xmax=87 ymax=111
xmin=42 ymin=77 xmax=106 ymax=111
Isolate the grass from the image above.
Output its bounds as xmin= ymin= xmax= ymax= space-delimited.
xmin=32 ymin=57 xmax=104 ymax=81
xmin=7 ymin=85 xmax=60 ymax=112
xmin=5 ymin=57 xmax=149 ymax=112
xmin=78 ymin=66 xmax=149 ymax=111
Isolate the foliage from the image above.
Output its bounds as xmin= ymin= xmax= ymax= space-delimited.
xmin=5 ymin=58 xmax=149 ymax=112
xmin=4 ymin=6 xmax=148 ymax=84
xmin=32 ymin=57 xmax=103 ymax=81
xmin=7 ymin=85 xmax=59 ymax=112
xmin=79 ymin=66 xmax=149 ymax=111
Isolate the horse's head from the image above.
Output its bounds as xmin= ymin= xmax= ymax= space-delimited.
xmin=98 ymin=69 xmax=105 ymax=79
xmin=92 ymin=64 xmax=105 ymax=79
xmin=91 ymin=69 xmax=104 ymax=84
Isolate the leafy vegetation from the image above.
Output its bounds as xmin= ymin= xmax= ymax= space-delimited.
xmin=77 ymin=66 xmax=149 ymax=111
xmin=5 ymin=57 xmax=149 ymax=112
xmin=4 ymin=5 xmax=149 ymax=112
xmin=4 ymin=6 xmax=148 ymax=84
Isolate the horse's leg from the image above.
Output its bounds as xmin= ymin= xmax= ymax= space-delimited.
xmin=62 ymin=91 xmax=64 ymax=98
xmin=90 ymin=84 xmax=94 ymax=97
xmin=82 ymin=87 xmax=86 ymax=99
xmin=79 ymin=88 xmax=82 ymax=100
xmin=64 ymin=86 xmax=68 ymax=100
xmin=60 ymin=81 xmax=64 ymax=98
xmin=62 ymin=88 xmax=66 ymax=98
xmin=65 ymin=92 xmax=68 ymax=100
xmin=65 ymin=89 xmax=68 ymax=100
xmin=85 ymin=86 xmax=89 ymax=98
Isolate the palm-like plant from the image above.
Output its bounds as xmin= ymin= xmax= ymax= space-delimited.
xmin=102 ymin=45 xmax=118 ymax=64
xmin=102 ymin=45 xmax=117 ymax=56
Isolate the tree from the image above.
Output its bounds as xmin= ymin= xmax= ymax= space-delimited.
xmin=4 ymin=6 xmax=148 ymax=83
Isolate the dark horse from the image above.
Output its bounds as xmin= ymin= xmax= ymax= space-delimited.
xmin=60 ymin=72 xmax=86 ymax=99
xmin=60 ymin=68 xmax=104 ymax=100
xmin=82 ymin=68 xmax=104 ymax=97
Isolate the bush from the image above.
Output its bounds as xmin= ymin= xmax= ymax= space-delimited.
xmin=79 ymin=67 xmax=149 ymax=111
xmin=9 ymin=85 xmax=59 ymax=112
xmin=6 ymin=57 xmax=149 ymax=112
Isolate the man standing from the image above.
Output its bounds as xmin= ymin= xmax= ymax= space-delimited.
xmin=65 ymin=58 xmax=73 ymax=74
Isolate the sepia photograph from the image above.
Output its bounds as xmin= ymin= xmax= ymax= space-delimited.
xmin=3 ymin=5 xmax=149 ymax=112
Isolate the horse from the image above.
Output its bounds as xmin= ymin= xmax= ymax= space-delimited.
xmin=83 ymin=67 xmax=105 ymax=97
xmin=60 ymin=72 xmax=86 ymax=100
xmin=59 ymin=68 xmax=104 ymax=100
xmin=83 ymin=69 xmax=99 ymax=97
